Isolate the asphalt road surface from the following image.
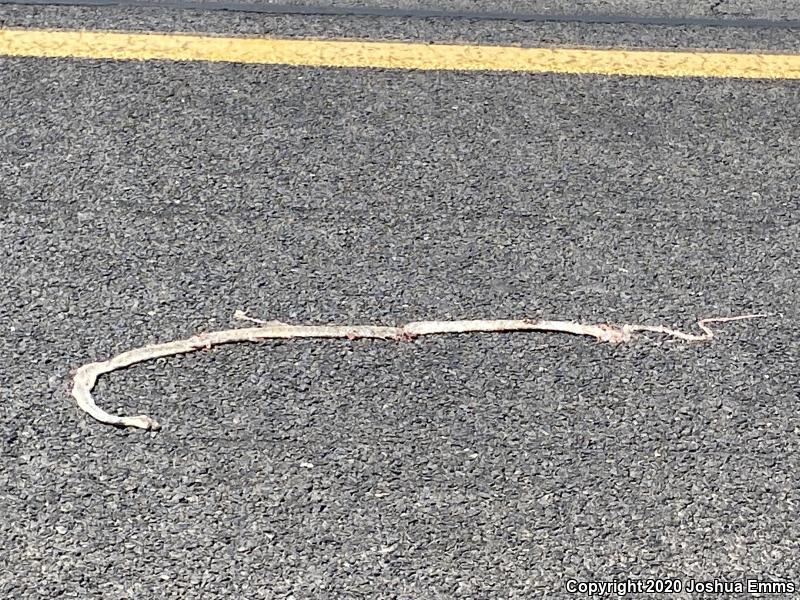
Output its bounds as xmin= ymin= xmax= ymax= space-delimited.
xmin=0 ymin=4 xmax=798 ymax=598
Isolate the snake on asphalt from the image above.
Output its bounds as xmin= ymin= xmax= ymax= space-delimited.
xmin=71 ymin=310 xmax=766 ymax=431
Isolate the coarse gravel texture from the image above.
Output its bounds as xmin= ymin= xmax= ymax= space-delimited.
xmin=4 ymin=4 xmax=800 ymax=53
xmin=248 ymin=0 xmax=799 ymax=21
xmin=4 ymin=0 xmax=800 ymax=20
xmin=1 ymin=37 xmax=799 ymax=600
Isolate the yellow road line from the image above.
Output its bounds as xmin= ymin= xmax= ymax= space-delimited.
xmin=1 ymin=27 xmax=800 ymax=78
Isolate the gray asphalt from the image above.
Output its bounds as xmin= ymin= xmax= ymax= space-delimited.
xmin=1 ymin=6 xmax=799 ymax=599
xmin=4 ymin=3 xmax=800 ymax=52
xmin=258 ymin=0 xmax=799 ymax=21
xmin=7 ymin=0 xmax=800 ymax=21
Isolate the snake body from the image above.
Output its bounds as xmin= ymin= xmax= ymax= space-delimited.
xmin=71 ymin=312 xmax=765 ymax=431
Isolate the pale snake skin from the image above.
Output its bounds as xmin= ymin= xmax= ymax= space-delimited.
xmin=71 ymin=311 xmax=766 ymax=431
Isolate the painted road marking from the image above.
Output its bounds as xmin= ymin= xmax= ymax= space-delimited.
xmin=1 ymin=28 xmax=799 ymax=79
